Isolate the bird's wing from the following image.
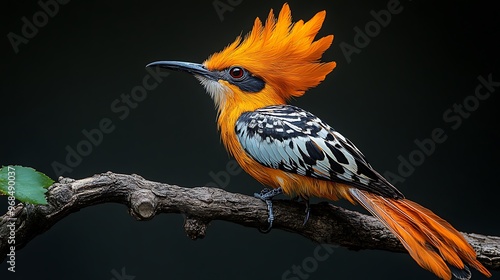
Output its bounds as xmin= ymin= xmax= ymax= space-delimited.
xmin=235 ymin=105 xmax=403 ymax=198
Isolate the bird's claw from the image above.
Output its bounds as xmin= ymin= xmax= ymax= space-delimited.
xmin=258 ymin=199 xmax=275 ymax=233
xmin=303 ymin=198 xmax=311 ymax=226
xmin=254 ymin=187 xmax=283 ymax=233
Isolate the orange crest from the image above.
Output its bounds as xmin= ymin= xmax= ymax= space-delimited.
xmin=204 ymin=3 xmax=336 ymax=100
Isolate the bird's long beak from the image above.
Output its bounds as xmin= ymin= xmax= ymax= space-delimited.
xmin=146 ymin=61 xmax=217 ymax=80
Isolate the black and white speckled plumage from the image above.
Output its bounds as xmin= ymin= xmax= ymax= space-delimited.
xmin=235 ymin=105 xmax=403 ymax=199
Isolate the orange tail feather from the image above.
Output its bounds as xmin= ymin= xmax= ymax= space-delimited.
xmin=348 ymin=188 xmax=491 ymax=280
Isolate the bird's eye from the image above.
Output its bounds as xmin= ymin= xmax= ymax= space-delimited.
xmin=229 ymin=67 xmax=244 ymax=79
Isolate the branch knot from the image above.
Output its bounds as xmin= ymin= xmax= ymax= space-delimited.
xmin=129 ymin=189 xmax=157 ymax=220
xmin=184 ymin=216 xmax=209 ymax=240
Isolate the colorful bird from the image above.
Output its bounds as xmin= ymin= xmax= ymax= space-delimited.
xmin=147 ymin=4 xmax=491 ymax=280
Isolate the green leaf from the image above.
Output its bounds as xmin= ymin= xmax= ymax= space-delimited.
xmin=0 ymin=165 xmax=54 ymax=204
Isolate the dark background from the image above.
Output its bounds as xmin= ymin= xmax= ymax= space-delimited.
xmin=1 ymin=0 xmax=499 ymax=279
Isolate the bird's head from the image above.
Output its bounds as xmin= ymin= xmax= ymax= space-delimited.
xmin=147 ymin=3 xmax=336 ymax=113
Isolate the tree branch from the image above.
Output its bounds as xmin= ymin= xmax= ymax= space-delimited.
xmin=1 ymin=172 xmax=499 ymax=270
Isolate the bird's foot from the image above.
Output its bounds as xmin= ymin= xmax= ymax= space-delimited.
xmin=303 ymin=198 xmax=310 ymax=226
xmin=292 ymin=196 xmax=311 ymax=225
xmin=254 ymin=187 xmax=283 ymax=233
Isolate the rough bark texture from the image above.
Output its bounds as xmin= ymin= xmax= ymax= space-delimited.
xmin=0 ymin=172 xmax=499 ymax=270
